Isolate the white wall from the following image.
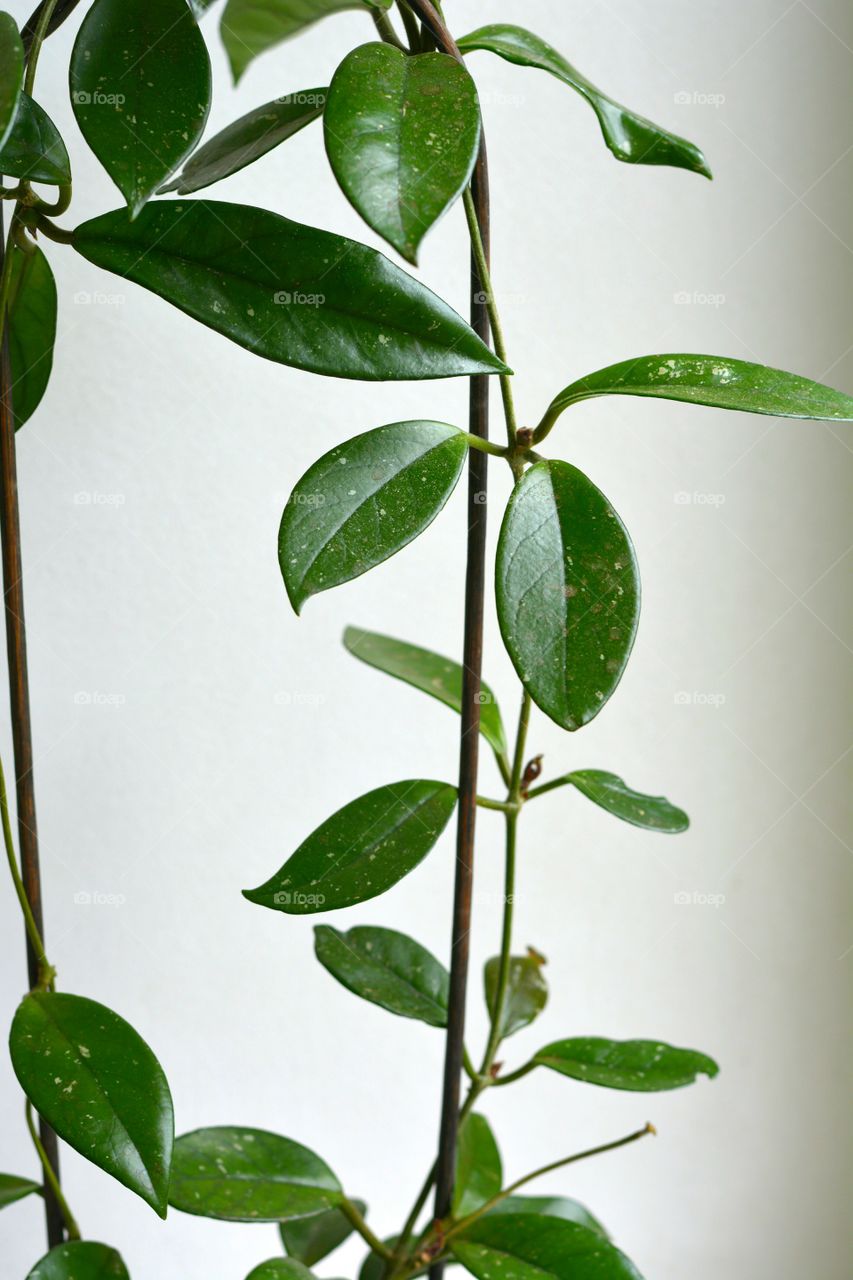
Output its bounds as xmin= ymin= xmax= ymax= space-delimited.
xmin=2 ymin=1 xmax=851 ymax=1276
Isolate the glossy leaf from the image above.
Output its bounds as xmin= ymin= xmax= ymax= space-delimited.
xmin=533 ymin=1037 xmax=719 ymax=1091
xmin=457 ymin=24 xmax=709 ymax=180
xmin=325 ymin=43 xmax=480 ymax=263
xmin=537 ymin=353 xmax=853 ymax=439
xmin=169 ymin=1127 xmax=341 ymax=1221
xmin=315 ymin=924 xmax=449 ymax=1027
xmin=26 ymin=1242 xmax=130 ymax=1280
xmin=451 ymin=1214 xmax=643 ymax=1280
xmin=344 ymin=627 xmax=508 ymax=758
xmin=9 ymin=991 xmax=174 ymax=1216
xmin=249 ymin=1262 xmax=317 ymax=1280
xmin=566 ymin=770 xmax=688 ymax=833
xmin=488 ymin=1195 xmax=607 ymax=1240
xmin=6 ymin=243 xmax=57 ymax=430
xmin=453 ymin=1113 xmax=502 ymax=1219
xmin=484 ymin=950 xmax=547 ymax=1040
xmin=222 ymin=0 xmax=391 ymax=83
xmin=0 ymin=11 xmax=23 ymax=149
xmin=280 ymin=1201 xmax=365 ymax=1266
xmin=280 ymin=422 xmax=467 ymax=613
xmin=495 ymin=461 xmax=640 ymax=731
xmin=73 ymin=202 xmax=507 ymax=381
xmin=244 ymin=780 xmax=457 ymax=914
xmin=164 ymin=89 xmax=327 ymax=194
xmin=0 ymin=93 xmax=70 ymax=185
xmin=70 ymin=0 xmax=212 ymax=215
xmin=0 ymin=1172 xmax=41 ymax=1209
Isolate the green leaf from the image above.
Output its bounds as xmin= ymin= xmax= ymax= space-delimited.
xmin=314 ymin=924 xmax=449 ymax=1027
xmin=280 ymin=422 xmax=467 ymax=613
xmin=533 ymin=1037 xmax=719 ymax=1091
xmin=280 ymin=1201 xmax=364 ymax=1266
xmin=221 ymin=0 xmax=391 ymax=84
xmin=0 ymin=1172 xmax=41 ymax=1209
xmin=0 ymin=11 xmax=23 ymax=149
xmin=566 ymin=770 xmax=688 ymax=833
xmin=325 ymin=43 xmax=480 ymax=263
xmin=163 ymin=89 xmax=327 ymax=194
xmin=484 ymin=950 xmax=547 ymax=1040
xmin=453 ymin=1113 xmax=502 ymax=1219
xmin=451 ymin=1214 xmax=643 ymax=1280
xmin=73 ymin=202 xmax=507 ymax=381
xmin=488 ymin=1195 xmax=607 ymax=1240
xmin=0 ymin=93 xmax=70 ymax=185
xmin=9 ymin=991 xmax=174 ymax=1216
xmin=244 ymin=780 xmax=457 ymax=914
xmin=495 ymin=460 xmax=640 ymax=732
xmin=249 ymin=1262 xmax=318 ymax=1280
xmin=7 ymin=243 xmax=57 ymax=430
xmin=343 ymin=627 xmax=508 ymax=759
xmin=169 ymin=1127 xmax=341 ymax=1221
xmin=457 ymin=24 xmax=709 ymax=180
xmin=70 ymin=0 xmax=212 ymax=216
xmin=536 ymin=353 xmax=853 ymax=439
xmin=26 ymin=1242 xmax=130 ymax=1280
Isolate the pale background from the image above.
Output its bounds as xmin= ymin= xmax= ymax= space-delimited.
xmin=1 ymin=1 xmax=851 ymax=1276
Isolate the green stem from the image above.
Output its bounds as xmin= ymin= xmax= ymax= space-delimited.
xmin=396 ymin=0 xmax=423 ymax=51
xmin=464 ymin=432 xmax=509 ymax=459
xmin=25 ymin=1103 xmax=79 ymax=1239
xmin=341 ymin=1196 xmax=394 ymax=1260
xmin=475 ymin=795 xmax=519 ymax=814
xmin=23 ymin=0 xmax=60 ymax=95
xmin=491 ymin=1059 xmax=536 ymax=1087
xmin=0 ymin=752 xmax=51 ymax=987
xmin=524 ymin=773 xmax=575 ymax=802
xmin=372 ymin=7 xmax=408 ymax=51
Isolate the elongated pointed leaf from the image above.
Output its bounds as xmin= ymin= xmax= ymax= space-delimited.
xmin=536 ymin=353 xmax=853 ymax=439
xmin=451 ymin=1215 xmax=643 ymax=1280
xmin=566 ymin=770 xmax=688 ymax=833
xmin=7 ymin=244 xmax=57 ymax=430
xmin=73 ymin=202 xmax=507 ymax=381
xmin=0 ymin=93 xmax=70 ymax=185
xmin=249 ymin=1264 xmax=317 ymax=1280
xmin=9 ymin=992 xmax=174 ymax=1216
xmin=325 ymin=43 xmax=480 ymax=263
xmin=221 ymin=0 xmax=391 ymax=83
xmin=533 ymin=1037 xmax=719 ymax=1091
xmin=484 ymin=950 xmax=547 ymax=1040
xmin=245 ymin=780 xmax=457 ymax=914
xmin=488 ymin=1196 xmax=607 ymax=1240
xmin=496 ymin=461 xmax=640 ymax=732
xmin=458 ymin=24 xmax=709 ymax=180
xmin=281 ymin=422 xmax=466 ymax=613
xmin=453 ymin=1113 xmax=502 ymax=1219
xmin=0 ymin=1172 xmax=41 ymax=1209
xmin=26 ymin=1242 xmax=130 ymax=1280
xmin=164 ymin=89 xmax=327 ymax=194
xmin=170 ymin=1127 xmax=341 ymax=1221
xmin=344 ymin=627 xmax=508 ymax=759
xmin=70 ymin=0 xmax=211 ymax=216
xmin=280 ymin=1201 xmax=365 ymax=1266
xmin=315 ymin=924 xmax=449 ymax=1027
xmin=0 ymin=12 xmax=24 ymax=149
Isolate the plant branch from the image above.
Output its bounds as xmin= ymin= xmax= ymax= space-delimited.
xmin=21 ymin=0 xmax=81 ymax=54
xmin=0 ymin=752 xmax=51 ymax=986
xmin=372 ymin=8 xmax=408 ymax=52
xmin=341 ymin=1196 xmax=395 ymax=1260
xmin=25 ymin=1103 xmax=79 ymax=1240
xmin=524 ymin=773 xmax=576 ymax=802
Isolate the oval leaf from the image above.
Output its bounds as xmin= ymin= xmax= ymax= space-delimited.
xmin=70 ymin=0 xmax=212 ymax=215
xmin=533 ymin=1037 xmax=719 ymax=1091
xmin=244 ymin=780 xmax=457 ymax=914
xmin=496 ymin=461 xmax=640 ymax=731
xmin=0 ymin=11 xmax=24 ymax=149
xmin=26 ymin=1242 xmax=130 ymax=1280
xmin=458 ymin=24 xmax=709 ymax=179
xmin=280 ymin=1201 xmax=365 ymax=1266
xmin=344 ymin=626 xmax=508 ymax=759
xmin=567 ymin=770 xmax=688 ymax=833
xmin=170 ymin=1127 xmax=341 ymax=1221
xmin=451 ymin=1215 xmax=643 ymax=1280
xmin=221 ymin=0 xmax=391 ymax=83
xmin=453 ymin=1113 xmax=502 ymax=1219
xmin=249 ymin=1264 xmax=317 ymax=1280
xmin=325 ymin=43 xmax=480 ymax=263
xmin=9 ymin=991 xmax=173 ymax=1216
xmin=72 ymin=201 xmax=507 ymax=381
xmin=484 ymin=950 xmax=547 ymax=1040
xmin=7 ymin=243 xmax=57 ymax=430
xmin=315 ymin=924 xmax=449 ymax=1027
xmin=0 ymin=1172 xmax=41 ymax=1209
xmin=0 ymin=93 xmax=70 ymax=185
xmin=164 ymin=89 xmax=327 ymax=194
xmin=280 ymin=422 xmax=466 ymax=612
xmin=488 ymin=1195 xmax=607 ymax=1240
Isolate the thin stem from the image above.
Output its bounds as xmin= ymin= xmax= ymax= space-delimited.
xmin=0 ymin=752 xmax=50 ymax=985
xmin=22 ymin=0 xmax=60 ymax=95
xmin=396 ymin=1 xmax=423 ymax=51
xmin=341 ymin=1197 xmax=395 ymax=1260
xmin=372 ymin=8 xmax=408 ymax=51
xmin=25 ymin=1104 xmax=79 ymax=1240
xmin=491 ymin=1060 xmax=536 ymax=1087
xmin=475 ymin=795 xmax=518 ymax=814
xmin=464 ymin=432 xmax=509 ymax=459
xmin=524 ymin=773 xmax=575 ymax=802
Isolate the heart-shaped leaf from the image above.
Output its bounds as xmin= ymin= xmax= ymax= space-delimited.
xmin=280 ymin=1201 xmax=365 ymax=1265
xmin=488 ymin=1195 xmax=607 ymax=1240
xmin=0 ymin=94 xmax=70 ymax=185
xmin=325 ymin=43 xmax=480 ymax=263
xmin=221 ymin=0 xmax=391 ymax=83
xmin=453 ymin=1113 xmax=502 ymax=1219
xmin=0 ymin=1172 xmax=41 ymax=1209
xmin=496 ymin=461 xmax=640 ymax=731
xmin=248 ymin=1263 xmax=317 ymax=1280
xmin=245 ymin=781 xmax=457 ymax=914
xmin=565 ymin=770 xmax=688 ymax=833
xmin=533 ymin=1037 xmax=719 ymax=1091
xmin=6 ymin=243 xmax=57 ymax=430
xmin=0 ymin=11 xmax=24 ymax=149
xmin=484 ymin=950 xmax=547 ymax=1040
xmin=315 ymin=924 xmax=449 ymax=1027
xmin=451 ymin=1214 xmax=643 ymax=1280
xmin=344 ymin=627 xmax=508 ymax=759
xmin=280 ymin=422 xmax=467 ymax=613
xmin=535 ymin=353 xmax=853 ymax=439
xmin=164 ymin=89 xmax=327 ymax=194
xmin=169 ymin=1127 xmax=341 ymax=1221
xmin=73 ymin=202 xmax=507 ymax=381
xmin=9 ymin=991 xmax=174 ymax=1216
xmin=26 ymin=1242 xmax=130 ymax=1279
xmin=70 ymin=0 xmax=211 ymax=215
xmin=458 ymin=24 xmax=709 ymax=180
